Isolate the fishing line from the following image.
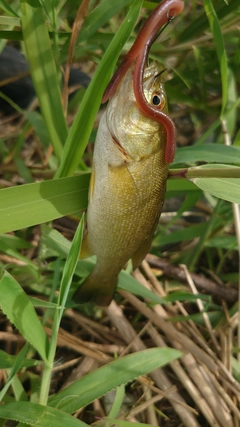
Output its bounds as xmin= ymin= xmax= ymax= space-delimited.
xmin=146 ymin=13 xmax=175 ymax=67
xmin=151 ymin=12 xmax=175 ymax=46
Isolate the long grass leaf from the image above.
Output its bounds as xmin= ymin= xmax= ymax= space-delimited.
xmin=48 ymin=348 xmax=182 ymax=412
xmin=0 ymin=344 xmax=29 ymax=402
xmin=58 ymin=216 xmax=84 ymax=307
xmin=174 ymin=143 xmax=240 ymax=165
xmin=0 ymin=0 xmax=19 ymax=17
xmin=0 ymin=350 xmax=39 ymax=369
xmin=56 ymin=0 xmax=143 ymax=178
xmin=191 ymin=164 xmax=240 ymax=204
xmin=78 ymin=0 xmax=137 ymax=43
xmin=202 ymin=0 xmax=228 ymax=115
xmin=0 ymin=271 xmax=49 ymax=362
xmin=0 ymin=402 xmax=88 ymax=427
xmin=178 ymin=0 xmax=240 ymax=42
xmin=20 ymin=0 xmax=68 ymax=159
xmin=0 ymin=174 xmax=90 ymax=234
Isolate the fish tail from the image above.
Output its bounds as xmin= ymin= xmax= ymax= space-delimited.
xmin=73 ymin=270 xmax=118 ymax=307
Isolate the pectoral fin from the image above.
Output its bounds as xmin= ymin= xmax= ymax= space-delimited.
xmin=79 ymin=233 xmax=94 ymax=259
xmin=89 ymin=162 xmax=96 ymax=203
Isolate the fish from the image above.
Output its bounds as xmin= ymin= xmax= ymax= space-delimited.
xmin=73 ymin=0 xmax=184 ymax=306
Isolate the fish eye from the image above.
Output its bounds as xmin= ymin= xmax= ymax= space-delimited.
xmin=151 ymin=92 xmax=165 ymax=109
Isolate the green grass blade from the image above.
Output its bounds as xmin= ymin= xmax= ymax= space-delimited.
xmin=202 ymin=0 xmax=228 ymax=115
xmin=0 ymin=350 xmax=39 ymax=369
xmin=20 ymin=0 xmax=68 ymax=159
xmin=0 ymin=236 xmax=36 ymax=267
xmin=118 ymin=270 xmax=166 ymax=305
xmin=178 ymin=0 xmax=240 ymax=43
xmin=0 ymin=16 xmax=20 ymax=26
xmin=56 ymin=0 xmax=143 ymax=178
xmin=0 ymin=0 xmax=19 ymax=17
xmin=174 ymin=143 xmax=240 ymax=165
xmin=9 ymin=375 xmax=28 ymax=404
xmin=0 ymin=174 xmax=90 ymax=234
xmin=0 ymin=344 xmax=29 ymax=402
xmin=77 ymin=0 xmax=136 ymax=43
xmin=166 ymin=179 xmax=198 ymax=196
xmin=222 ymin=67 xmax=238 ymax=141
xmin=0 ymin=30 xmax=23 ymax=40
xmin=206 ymin=235 xmax=237 ymax=251
xmin=153 ymin=223 xmax=207 ymax=247
xmin=39 ymin=217 xmax=85 ymax=406
xmin=58 ymin=216 xmax=84 ymax=308
xmin=48 ymin=348 xmax=182 ymax=412
xmin=0 ymin=271 xmax=49 ymax=362
xmin=107 ymin=384 xmax=125 ymax=419
xmin=0 ymin=402 xmax=88 ymax=427
xmin=191 ymin=164 xmax=240 ymax=204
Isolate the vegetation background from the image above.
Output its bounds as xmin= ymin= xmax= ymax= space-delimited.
xmin=0 ymin=0 xmax=240 ymax=425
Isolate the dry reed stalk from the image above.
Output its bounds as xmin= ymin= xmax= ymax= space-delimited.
xmin=106 ymin=300 xmax=201 ymax=427
xmin=174 ymin=301 xmax=240 ymax=397
xmin=146 ymin=254 xmax=238 ymax=303
xmin=0 ymin=332 xmax=25 ymax=343
xmin=52 ymin=357 xmax=81 ymax=373
xmin=180 ymin=264 xmax=220 ymax=352
xmin=120 ymin=392 xmax=164 ymax=420
xmin=66 ymin=309 xmax=120 ymax=344
xmin=61 ymin=357 xmax=99 ymax=389
xmin=147 ymin=323 xmax=218 ymax=427
xmin=142 ymin=385 xmax=159 ymax=425
xmin=129 ymin=269 xmax=240 ymax=398
xmin=118 ymin=290 xmax=217 ymax=372
xmin=134 ymin=267 xmax=229 ymax=426
xmin=201 ymin=364 xmax=240 ymax=420
xmin=117 ymin=264 xmax=240 ymax=425
xmin=45 ymin=325 xmax=112 ymax=363
xmin=174 ymin=301 xmax=217 ymax=358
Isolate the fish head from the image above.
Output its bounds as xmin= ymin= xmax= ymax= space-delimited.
xmin=106 ymin=61 xmax=168 ymax=162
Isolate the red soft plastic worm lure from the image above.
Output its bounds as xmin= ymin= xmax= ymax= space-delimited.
xmin=102 ymin=0 xmax=184 ymax=163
